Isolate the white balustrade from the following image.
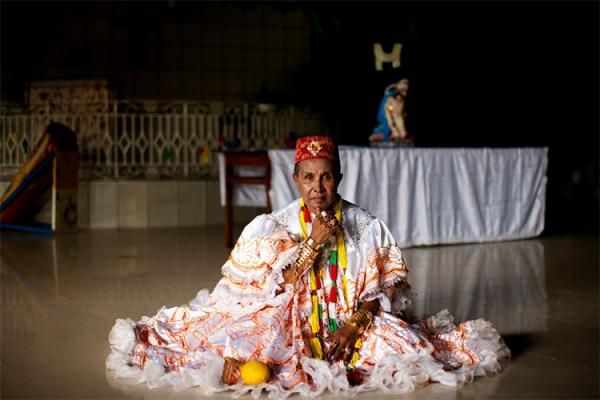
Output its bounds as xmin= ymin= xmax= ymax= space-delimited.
xmin=0 ymin=101 xmax=326 ymax=180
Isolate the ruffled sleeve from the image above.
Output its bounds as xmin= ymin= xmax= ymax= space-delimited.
xmin=213 ymin=214 xmax=300 ymax=301
xmin=356 ymin=219 xmax=409 ymax=311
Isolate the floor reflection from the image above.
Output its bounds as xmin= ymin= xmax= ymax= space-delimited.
xmin=1 ymin=233 xmax=548 ymax=347
xmin=405 ymin=239 xmax=547 ymax=335
xmin=1 ymin=236 xmax=60 ymax=344
xmin=1 ymin=230 xmax=595 ymax=400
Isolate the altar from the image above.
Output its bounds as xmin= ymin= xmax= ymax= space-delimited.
xmin=219 ymin=146 xmax=548 ymax=248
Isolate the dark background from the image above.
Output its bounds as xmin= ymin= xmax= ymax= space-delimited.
xmin=1 ymin=1 xmax=598 ymax=234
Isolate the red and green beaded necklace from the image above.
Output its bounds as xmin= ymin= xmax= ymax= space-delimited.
xmin=299 ymin=198 xmax=350 ymax=359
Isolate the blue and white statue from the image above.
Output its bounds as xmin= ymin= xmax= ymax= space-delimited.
xmin=370 ymin=79 xmax=411 ymax=144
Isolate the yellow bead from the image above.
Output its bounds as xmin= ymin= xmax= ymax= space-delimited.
xmin=310 ymin=309 xmax=320 ymax=333
xmin=309 ymin=268 xmax=317 ymax=291
xmin=239 ymin=360 xmax=271 ymax=385
xmin=309 ymin=337 xmax=324 ymax=360
xmin=350 ymin=352 xmax=360 ymax=366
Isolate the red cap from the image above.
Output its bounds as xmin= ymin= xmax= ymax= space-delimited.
xmin=295 ymin=136 xmax=338 ymax=164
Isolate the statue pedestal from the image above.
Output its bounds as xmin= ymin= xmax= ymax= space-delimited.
xmin=369 ymin=139 xmax=414 ymax=148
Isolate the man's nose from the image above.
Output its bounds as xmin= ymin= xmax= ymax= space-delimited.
xmin=313 ymin=178 xmax=325 ymax=191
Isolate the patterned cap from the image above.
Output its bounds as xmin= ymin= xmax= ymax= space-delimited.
xmin=295 ymin=136 xmax=339 ymax=164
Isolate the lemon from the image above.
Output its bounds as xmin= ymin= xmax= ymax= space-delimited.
xmin=239 ymin=360 xmax=270 ymax=385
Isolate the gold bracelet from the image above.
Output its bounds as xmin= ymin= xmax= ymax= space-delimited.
xmin=348 ymin=310 xmax=373 ymax=335
xmin=306 ymin=237 xmax=321 ymax=251
xmin=349 ymin=320 xmax=363 ymax=335
xmin=291 ymin=241 xmax=318 ymax=281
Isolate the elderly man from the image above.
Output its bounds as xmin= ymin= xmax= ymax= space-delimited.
xmin=107 ymin=136 xmax=509 ymax=397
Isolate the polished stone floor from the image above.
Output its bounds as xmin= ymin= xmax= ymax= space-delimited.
xmin=1 ymin=227 xmax=598 ymax=399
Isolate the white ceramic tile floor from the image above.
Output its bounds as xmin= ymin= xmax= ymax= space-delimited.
xmin=1 ymin=228 xmax=598 ymax=399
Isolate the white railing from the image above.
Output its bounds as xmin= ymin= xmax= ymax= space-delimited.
xmin=0 ymin=101 xmax=327 ymax=179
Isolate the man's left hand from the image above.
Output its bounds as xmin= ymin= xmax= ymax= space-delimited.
xmin=326 ymin=324 xmax=359 ymax=362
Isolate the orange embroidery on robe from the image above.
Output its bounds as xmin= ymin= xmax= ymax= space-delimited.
xmin=230 ymin=233 xmax=297 ymax=271
xmin=367 ymin=245 xmax=408 ymax=278
xmin=109 ymin=200 xmax=510 ymax=396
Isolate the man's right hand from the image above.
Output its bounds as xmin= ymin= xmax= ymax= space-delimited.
xmin=309 ymin=206 xmax=339 ymax=246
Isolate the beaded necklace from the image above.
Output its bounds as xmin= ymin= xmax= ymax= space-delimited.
xmin=299 ymin=198 xmax=350 ymax=360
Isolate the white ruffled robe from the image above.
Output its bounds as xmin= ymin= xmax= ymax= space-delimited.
xmin=107 ymin=199 xmax=510 ymax=398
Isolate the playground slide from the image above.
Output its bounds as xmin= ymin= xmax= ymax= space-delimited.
xmin=0 ymin=122 xmax=78 ymax=234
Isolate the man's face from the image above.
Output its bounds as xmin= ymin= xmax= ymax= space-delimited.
xmin=292 ymin=158 xmax=342 ymax=213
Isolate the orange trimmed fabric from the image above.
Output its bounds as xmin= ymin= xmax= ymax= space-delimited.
xmin=295 ymin=136 xmax=339 ymax=164
xmin=107 ymin=199 xmax=511 ymax=397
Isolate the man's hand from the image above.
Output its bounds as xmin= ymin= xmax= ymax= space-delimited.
xmin=327 ymin=300 xmax=380 ymax=361
xmin=309 ymin=206 xmax=339 ymax=246
xmin=326 ymin=323 xmax=359 ymax=362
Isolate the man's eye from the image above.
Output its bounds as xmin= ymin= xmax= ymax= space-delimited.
xmin=323 ymin=174 xmax=332 ymax=181
xmin=304 ymin=174 xmax=313 ymax=180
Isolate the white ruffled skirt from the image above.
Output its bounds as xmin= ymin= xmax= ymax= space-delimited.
xmin=106 ymin=289 xmax=510 ymax=398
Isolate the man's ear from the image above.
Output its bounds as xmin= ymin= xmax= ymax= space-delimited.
xmin=292 ymin=172 xmax=300 ymax=189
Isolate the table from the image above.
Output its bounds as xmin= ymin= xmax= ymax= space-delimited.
xmin=220 ymin=146 xmax=548 ymax=248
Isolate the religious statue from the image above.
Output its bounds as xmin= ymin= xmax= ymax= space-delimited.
xmin=370 ymin=79 xmax=412 ymax=146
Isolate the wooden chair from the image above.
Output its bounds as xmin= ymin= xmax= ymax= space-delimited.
xmin=222 ymin=151 xmax=271 ymax=248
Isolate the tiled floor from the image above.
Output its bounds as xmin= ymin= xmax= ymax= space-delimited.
xmin=1 ymin=227 xmax=598 ymax=399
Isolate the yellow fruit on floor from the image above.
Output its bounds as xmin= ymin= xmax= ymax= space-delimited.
xmin=239 ymin=360 xmax=270 ymax=385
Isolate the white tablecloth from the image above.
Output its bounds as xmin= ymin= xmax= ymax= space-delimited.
xmin=220 ymin=146 xmax=548 ymax=247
